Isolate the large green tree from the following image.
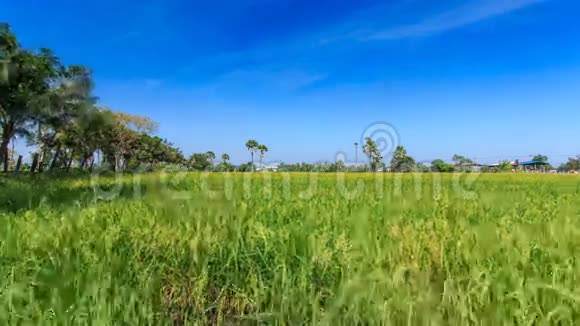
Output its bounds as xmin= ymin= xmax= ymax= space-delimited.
xmin=0 ymin=24 xmax=59 ymax=171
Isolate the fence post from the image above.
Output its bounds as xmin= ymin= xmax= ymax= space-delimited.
xmin=30 ymin=153 xmax=39 ymax=174
xmin=14 ymin=155 xmax=22 ymax=174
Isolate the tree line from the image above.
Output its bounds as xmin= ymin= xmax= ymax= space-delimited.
xmin=274 ymin=149 xmax=579 ymax=174
xmin=0 ymin=24 xmax=193 ymax=174
xmin=0 ymin=24 xmax=277 ymax=174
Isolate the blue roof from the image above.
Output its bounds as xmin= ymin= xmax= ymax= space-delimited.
xmin=519 ymin=160 xmax=549 ymax=166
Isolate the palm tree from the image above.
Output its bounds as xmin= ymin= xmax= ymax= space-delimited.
xmin=363 ymin=137 xmax=382 ymax=171
xmin=354 ymin=142 xmax=359 ymax=164
xmin=221 ymin=153 xmax=230 ymax=163
xmin=258 ymin=144 xmax=268 ymax=169
xmin=206 ymin=151 xmax=216 ymax=164
xmin=245 ymin=139 xmax=259 ymax=171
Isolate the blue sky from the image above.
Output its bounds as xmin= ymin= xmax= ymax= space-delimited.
xmin=2 ymin=0 xmax=580 ymax=165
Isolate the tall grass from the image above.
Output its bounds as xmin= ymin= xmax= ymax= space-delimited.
xmin=0 ymin=173 xmax=579 ymax=324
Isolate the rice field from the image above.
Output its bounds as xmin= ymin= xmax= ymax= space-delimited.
xmin=0 ymin=173 xmax=579 ymax=324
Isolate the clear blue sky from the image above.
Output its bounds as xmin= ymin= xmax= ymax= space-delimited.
xmin=2 ymin=0 xmax=579 ymax=165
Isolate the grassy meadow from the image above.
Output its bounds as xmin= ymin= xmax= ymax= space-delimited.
xmin=0 ymin=172 xmax=579 ymax=324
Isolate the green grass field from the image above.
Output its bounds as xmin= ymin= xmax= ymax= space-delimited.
xmin=1 ymin=173 xmax=579 ymax=324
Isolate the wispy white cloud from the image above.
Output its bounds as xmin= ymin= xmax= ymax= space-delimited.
xmin=364 ymin=0 xmax=545 ymax=40
xmin=209 ymin=67 xmax=326 ymax=94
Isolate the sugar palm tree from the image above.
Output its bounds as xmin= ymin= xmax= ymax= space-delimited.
xmin=245 ymin=139 xmax=259 ymax=171
xmin=221 ymin=153 xmax=230 ymax=164
xmin=258 ymin=144 xmax=268 ymax=169
xmin=206 ymin=151 xmax=216 ymax=164
xmin=354 ymin=142 xmax=359 ymax=164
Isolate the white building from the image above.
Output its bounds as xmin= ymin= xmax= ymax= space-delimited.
xmin=255 ymin=163 xmax=279 ymax=172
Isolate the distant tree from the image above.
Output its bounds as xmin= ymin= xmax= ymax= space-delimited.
xmin=258 ymin=144 xmax=268 ymax=169
xmin=245 ymin=139 xmax=259 ymax=172
xmin=415 ymin=163 xmax=430 ymax=173
xmin=431 ymin=159 xmax=454 ymax=172
xmin=101 ymin=111 xmax=157 ymax=172
xmin=354 ymin=142 xmax=359 ymax=163
xmin=571 ymin=155 xmax=580 ymax=170
xmin=497 ymin=160 xmax=513 ymax=172
xmin=362 ymin=137 xmax=382 ymax=171
xmin=131 ymin=134 xmax=184 ymax=170
xmin=238 ymin=161 xmax=254 ymax=172
xmin=452 ymin=154 xmax=473 ymax=165
xmin=451 ymin=154 xmax=476 ymax=172
xmin=481 ymin=165 xmax=492 ymax=173
xmin=531 ymin=154 xmax=548 ymax=163
xmin=206 ymin=151 xmax=216 ymax=164
xmin=188 ymin=153 xmax=211 ymax=171
xmin=312 ymin=162 xmax=332 ymax=172
xmin=217 ymin=153 xmax=232 ymax=171
xmin=390 ymin=145 xmax=415 ymax=172
xmin=558 ymin=155 xmax=580 ymax=172
xmin=336 ymin=160 xmax=345 ymax=172
xmin=400 ymin=157 xmax=416 ymax=172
